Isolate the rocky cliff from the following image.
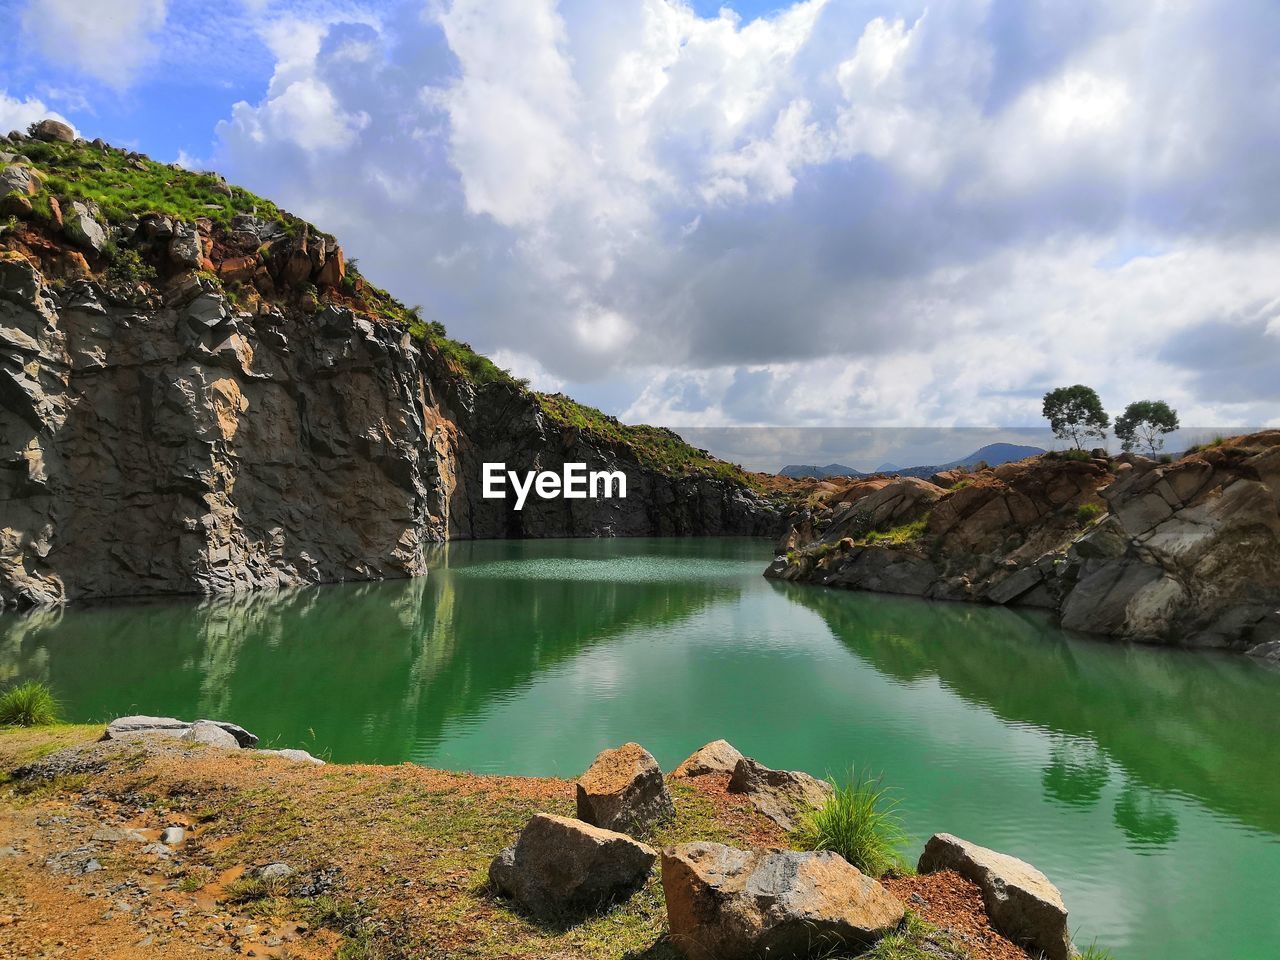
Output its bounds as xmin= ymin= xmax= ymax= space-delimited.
xmin=0 ymin=123 xmax=783 ymax=608
xmin=766 ymin=436 xmax=1280 ymax=656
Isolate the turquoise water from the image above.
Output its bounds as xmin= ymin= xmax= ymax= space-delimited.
xmin=2 ymin=538 xmax=1279 ymax=957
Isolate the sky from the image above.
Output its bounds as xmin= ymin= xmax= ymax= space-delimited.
xmin=2 ymin=0 xmax=1278 ymax=458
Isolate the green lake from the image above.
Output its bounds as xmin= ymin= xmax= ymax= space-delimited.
xmin=2 ymin=537 xmax=1278 ymax=958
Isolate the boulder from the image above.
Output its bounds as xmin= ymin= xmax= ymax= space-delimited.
xmin=661 ymin=843 xmax=903 ymax=960
xmin=64 ymin=201 xmax=107 ymax=254
xmin=918 ymin=833 xmax=1073 ymax=960
xmin=489 ymin=813 xmax=656 ymax=920
xmin=101 ymin=716 xmax=258 ymax=748
xmin=1 ymin=163 xmax=42 ymax=197
xmin=576 ymin=742 xmax=675 ymax=835
xmin=181 ymin=720 xmax=241 ymax=749
xmin=30 ymin=119 xmax=75 ymax=143
xmin=673 ymin=739 xmax=745 ymax=778
xmin=728 ymin=758 xmax=833 ymax=832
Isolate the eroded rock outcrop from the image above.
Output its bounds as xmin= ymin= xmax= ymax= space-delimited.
xmin=661 ymin=842 xmax=904 ymax=960
xmin=768 ymin=437 xmax=1280 ymax=654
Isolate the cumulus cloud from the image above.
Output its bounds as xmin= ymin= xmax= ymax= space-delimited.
xmin=212 ymin=0 xmax=1280 ymax=430
xmin=0 ymin=91 xmax=74 ymax=134
xmin=20 ymin=0 xmax=168 ymax=90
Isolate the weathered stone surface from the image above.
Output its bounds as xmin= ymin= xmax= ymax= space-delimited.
xmin=728 ymin=758 xmax=833 ymax=832
xmin=489 ymin=813 xmax=656 ymax=920
xmin=168 ymin=222 xmax=203 ymax=268
xmin=576 ymin=742 xmax=674 ymax=835
xmin=662 ymin=843 xmax=904 ymax=960
xmin=181 ymin=720 xmax=241 ymax=749
xmin=673 ymin=740 xmax=745 ymax=778
xmin=0 ymin=250 xmax=782 ymax=609
xmin=1 ymin=163 xmax=42 ymax=197
xmin=101 ymin=716 xmax=258 ymax=748
xmin=918 ymin=833 xmax=1072 ymax=960
xmin=63 ymin=201 xmax=106 ymax=253
xmin=768 ymin=434 xmax=1280 ymax=653
xmin=30 ymin=119 xmax=75 ymax=143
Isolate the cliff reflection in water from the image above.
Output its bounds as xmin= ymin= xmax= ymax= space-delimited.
xmin=0 ymin=539 xmax=745 ymax=764
xmin=772 ymin=580 xmax=1280 ymax=843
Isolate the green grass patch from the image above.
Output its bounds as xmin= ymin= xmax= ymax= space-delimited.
xmin=0 ymin=680 xmax=60 ymax=727
xmin=16 ymin=139 xmax=286 ymax=230
xmin=792 ymin=768 xmax=908 ymax=878
xmin=535 ymin=392 xmax=755 ymax=487
xmin=1077 ymin=943 xmax=1117 ymax=960
xmin=864 ymin=911 xmax=963 ymax=960
xmin=1076 ymin=502 xmax=1105 ymax=526
xmin=863 ymin=518 xmax=928 ymax=546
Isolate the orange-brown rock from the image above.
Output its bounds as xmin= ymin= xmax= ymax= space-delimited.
xmin=218 ymin=255 xmax=258 ymax=284
xmin=576 ymin=742 xmax=674 ymax=835
xmin=315 ymin=245 xmax=345 ymax=287
xmin=662 ymin=843 xmax=904 ymax=960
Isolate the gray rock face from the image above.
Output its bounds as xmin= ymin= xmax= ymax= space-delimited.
xmin=63 ymin=201 xmax=107 ymax=253
xmin=673 ymin=739 xmax=745 ymax=778
xmin=576 ymin=742 xmax=675 ymax=836
xmin=728 ymin=758 xmax=833 ymax=832
xmin=918 ymin=833 xmax=1073 ymax=960
xmin=101 ymin=715 xmax=257 ymax=748
xmin=182 ymin=720 xmax=241 ymax=749
xmin=0 ymin=258 xmax=782 ymax=609
xmin=489 ymin=813 xmax=656 ymax=921
xmin=160 ymin=826 xmax=186 ymax=845
xmin=168 ymin=222 xmax=203 ymax=268
xmin=767 ymin=434 xmax=1280 ymax=653
xmin=1 ymin=163 xmax=42 ymax=197
xmin=661 ymin=842 xmax=904 ymax=960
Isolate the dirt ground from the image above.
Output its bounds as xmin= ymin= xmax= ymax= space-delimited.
xmin=0 ymin=725 xmax=1028 ymax=960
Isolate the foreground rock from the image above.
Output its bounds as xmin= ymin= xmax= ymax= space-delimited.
xmin=576 ymin=742 xmax=675 ymax=835
xmin=673 ymin=739 xmax=745 ymax=778
xmin=728 ymin=758 xmax=833 ymax=832
xmin=918 ymin=833 xmax=1073 ymax=960
xmin=662 ymin=843 xmax=904 ymax=960
xmin=767 ymin=434 xmax=1280 ymax=653
xmin=489 ymin=813 xmax=656 ymax=921
xmin=102 ymin=716 xmax=259 ymax=748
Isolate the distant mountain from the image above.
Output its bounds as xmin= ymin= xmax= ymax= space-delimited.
xmin=778 ymin=443 xmax=1045 ymax=480
xmin=778 ymin=463 xmax=864 ymax=479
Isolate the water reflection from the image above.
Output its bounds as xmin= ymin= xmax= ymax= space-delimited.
xmin=771 ymin=580 xmax=1280 ymax=839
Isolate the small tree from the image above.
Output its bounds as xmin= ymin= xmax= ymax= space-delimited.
xmin=1114 ymin=400 xmax=1179 ymax=455
xmin=1042 ymin=385 xmax=1109 ymax=450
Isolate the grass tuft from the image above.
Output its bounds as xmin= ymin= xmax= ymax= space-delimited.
xmin=1076 ymin=502 xmax=1104 ymax=526
xmin=0 ymin=681 xmax=60 ymax=727
xmin=1077 ymin=943 xmax=1117 ymax=960
xmin=793 ymin=768 xmax=908 ymax=878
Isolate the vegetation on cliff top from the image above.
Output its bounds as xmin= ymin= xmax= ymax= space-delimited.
xmin=535 ymin=392 xmax=757 ymax=486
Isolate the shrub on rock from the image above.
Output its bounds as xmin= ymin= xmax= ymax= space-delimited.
xmin=489 ymin=813 xmax=656 ymax=921
xmin=661 ymin=842 xmax=904 ymax=960
xmin=918 ymin=832 xmax=1074 ymax=960
xmin=576 ymin=742 xmax=675 ymax=835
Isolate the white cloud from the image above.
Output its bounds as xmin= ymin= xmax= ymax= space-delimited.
xmin=0 ymin=92 xmax=74 ymax=134
xmin=212 ymin=0 xmax=1280 ymax=430
xmin=21 ymin=0 xmax=167 ymax=90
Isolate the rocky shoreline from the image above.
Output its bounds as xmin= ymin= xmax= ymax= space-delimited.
xmin=767 ymin=433 xmax=1280 ymax=657
xmin=1 ymin=718 xmax=1083 ymax=960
